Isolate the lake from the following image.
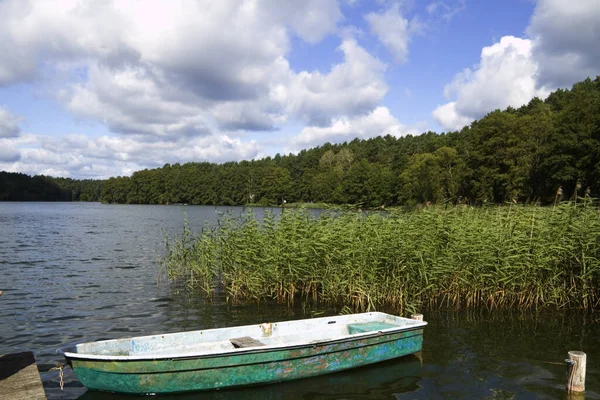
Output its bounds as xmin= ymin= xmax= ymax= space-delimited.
xmin=0 ymin=202 xmax=598 ymax=399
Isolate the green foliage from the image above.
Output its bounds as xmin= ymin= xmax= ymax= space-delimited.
xmin=0 ymin=171 xmax=102 ymax=201
xmin=163 ymin=203 xmax=600 ymax=313
xmin=400 ymin=146 xmax=467 ymax=204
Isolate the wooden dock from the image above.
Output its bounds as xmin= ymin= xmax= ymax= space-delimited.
xmin=0 ymin=352 xmax=47 ymax=399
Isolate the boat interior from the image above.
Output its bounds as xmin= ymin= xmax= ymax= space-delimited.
xmin=70 ymin=312 xmax=426 ymax=358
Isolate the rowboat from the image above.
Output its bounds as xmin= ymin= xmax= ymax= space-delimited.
xmin=63 ymin=312 xmax=426 ymax=395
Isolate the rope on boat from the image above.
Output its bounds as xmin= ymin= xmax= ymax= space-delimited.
xmin=518 ymin=357 xmax=568 ymax=366
xmin=49 ymin=363 xmax=66 ymax=391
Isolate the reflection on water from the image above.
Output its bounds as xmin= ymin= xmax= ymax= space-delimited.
xmin=1 ymin=203 xmax=599 ymax=399
xmin=419 ymin=310 xmax=600 ymax=399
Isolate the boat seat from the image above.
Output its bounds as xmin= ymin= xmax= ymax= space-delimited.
xmin=347 ymin=322 xmax=399 ymax=334
xmin=230 ymin=336 xmax=266 ymax=348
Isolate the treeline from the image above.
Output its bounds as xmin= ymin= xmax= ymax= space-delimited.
xmin=2 ymin=76 xmax=599 ymax=206
xmin=102 ymin=77 xmax=600 ymax=207
xmin=0 ymin=172 xmax=102 ymax=202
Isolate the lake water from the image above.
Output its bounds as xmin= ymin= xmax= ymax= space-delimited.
xmin=0 ymin=202 xmax=598 ymax=399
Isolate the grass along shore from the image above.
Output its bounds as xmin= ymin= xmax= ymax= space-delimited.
xmin=161 ymin=203 xmax=600 ymax=315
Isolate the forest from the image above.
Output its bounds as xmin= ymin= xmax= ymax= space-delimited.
xmin=1 ymin=76 xmax=599 ymax=207
xmin=0 ymin=172 xmax=102 ymax=202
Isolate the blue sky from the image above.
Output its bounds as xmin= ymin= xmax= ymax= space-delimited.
xmin=0 ymin=0 xmax=598 ymax=179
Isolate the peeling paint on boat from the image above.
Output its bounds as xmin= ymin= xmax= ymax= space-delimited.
xmin=64 ymin=312 xmax=426 ymax=395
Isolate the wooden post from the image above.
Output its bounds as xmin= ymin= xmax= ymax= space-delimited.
xmin=411 ymin=313 xmax=424 ymax=365
xmin=566 ymin=351 xmax=586 ymax=393
xmin=411 ymin=313 xmax=423 ymax=321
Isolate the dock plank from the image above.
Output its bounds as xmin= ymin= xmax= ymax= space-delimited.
xmin=0 ymin=352 xmax=47 ymax=400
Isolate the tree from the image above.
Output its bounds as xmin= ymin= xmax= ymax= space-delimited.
xmin=257 ymin=166 xmax=292 ymax=205
xmin=400 ymin=147 xmax=467 ymax=204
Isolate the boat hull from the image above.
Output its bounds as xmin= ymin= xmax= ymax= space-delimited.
xmin=67 ymin=328 xmax=423 ymax=394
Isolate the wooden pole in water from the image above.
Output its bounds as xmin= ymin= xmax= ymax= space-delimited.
xmin=411 ymin=313 xmax=423 ymax=321
xmin=566 ymin=351 xmax=586 ymax=393
xmin=411 ymin=313 xmax=424 ymax=365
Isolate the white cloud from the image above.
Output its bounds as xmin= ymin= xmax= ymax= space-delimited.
xmin=0 ymin=1 xmax=354 ymax=131
xmin=433 ymin=0 xmax=600 ymax=131
xmin=0 ymin=0 xmax=130 ymax=85
xmin=1 ymin=133 xmax=260 ymax=179
xmin=0 ymin=0 xmax=426 ymax=178
xmin=61 ymin=37 xmax=388 ymax=138
xmin=445 ymin=36 xmax=546 ymax=117
xmin=426 ymin=0 xmax=466 ymax=22
xmin=433 ymin=36 xmax=549 ymax=131
xmin=288 ymin=106 xmax=423 ymax=152
xmin=527 ymin=0 xmax=600 ymax=88
xmin=0 ymin=140 xmax=20 ymax=162
xmin=0 ymin=1 xmax=344 ymax=96
xmin=366 ymin=4 xmax=422 ymax=63
xmin=277 ymin=39 xmax=388 ymax=126
xmin=0 ymin=107 xmax=22 ymax=138
xmin=263 ymin=0 xmax=342 ymax=44
xmin=431 ymin=102 xmax=473 ymax=132
xmin=211 ymin=101 xmax=282 ymax=132
xmin=0 ymin=1 xmax=392 ymax=139
xmin=63 ymin=64 xmax=213 ymax=139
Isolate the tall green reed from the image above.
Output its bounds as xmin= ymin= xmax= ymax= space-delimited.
xmin=162 ymin=203 xmax=600 ymax=314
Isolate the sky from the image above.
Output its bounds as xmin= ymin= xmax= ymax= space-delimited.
xmin=0 ymin=0 xmax=599 ymax=179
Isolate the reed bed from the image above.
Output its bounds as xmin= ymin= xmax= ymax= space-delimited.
xmin=161 ymin=203 xmax=600 ymax=314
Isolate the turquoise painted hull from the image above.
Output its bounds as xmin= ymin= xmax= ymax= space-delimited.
xmin=67 ymin=328 xmax=424 ymax=395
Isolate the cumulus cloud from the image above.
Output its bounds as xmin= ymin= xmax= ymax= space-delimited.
xmin=0 ymin=142 xmax=20 ymax=162
xmin=0 ymin=1 xmax=359 ymax=134
xmin=0 ymin=1 xmax=393 ymax=140
xmin=211 ymin=101 xmax=281 ymax=132
xmin=0 ymin=0 xmax=422 ymax=178
xmin=527 ymin=0 xmax=600 ymax=88
xmin=433 ymin=0 xmax=600 ymax=131
xmin=63 ymin=64 xmax=214 ymax=139
xmin=0 ymin=1 xmax=131 ymax=86
xmin=431 ymin=102 xmax=473 ymax=132
xmin=1 ymin=133 xmax=260 ymax=179
xmin=366 ymin=4 xmax=422 ymax=63
xmin=263 ymin=0 xmax=342 ymax=44
xmin=432 ymin=36 xmax=548 ymax=131
xmin=288 ymin=106 xmax=423 ymax=152
xmin=276 ymin=40 xmax=388 ymax=126
xmin=60 ymin=37 xmax=389 ymax=137
xmin=0 ymin=107 xmax=22 ymax=138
